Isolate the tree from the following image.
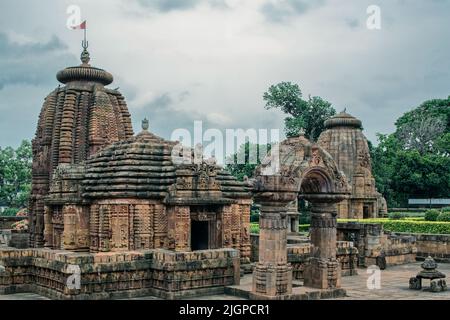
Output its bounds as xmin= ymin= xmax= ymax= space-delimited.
xmin=263 ymin=82 xmax=336 ymax=141
xmin=396 ymin=116 xmax=446 ymax=154
xmin=226 ymin=142 xmax=271 ymax=181
xmin=395 ymin=96 xmax=450 ymax=154
xmin=391 ymin=151 xmax=450 ymax=200
xmin=371 ymin=97 xmax=450 ymax=207
xmin=370 ymin=134 xmax=402 ymax=207
xmin=0 ymin=140 xmax=32 ymax=208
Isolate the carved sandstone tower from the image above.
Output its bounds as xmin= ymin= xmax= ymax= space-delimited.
xmin=317 ymin=111 xmax=387 ymax=219
xmin=29 ymin=43 xmax=134 ymax=247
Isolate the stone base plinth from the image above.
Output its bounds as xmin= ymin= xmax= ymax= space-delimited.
xmin=252 ymin=263 xmax=293 ymax=297
xmin=303 ymin=258 xmax=341 ymax=289
xmin=0 ymin=247 xmax=240 ymax=300
xmin=226 ymin=274 xmax=346 ymax=300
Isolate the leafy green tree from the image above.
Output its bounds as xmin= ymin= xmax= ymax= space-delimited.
xmin=371 ymin=97 xmax=450 ymax=207
xmin=0 ymin=140 xmax=32 ymax=208
xmin=370 ymin=134 xmax=402 ymax=207
xmin=226 ymin=142 xmax=271 ymax=181
xmin=263 ymin=82 xmax=336 ymax=141
xmin=395 ymin=97 xmax=450 ymax=154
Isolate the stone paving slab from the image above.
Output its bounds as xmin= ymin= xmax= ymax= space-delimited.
xmin=333 ymin=262 xmax=450 ymax=300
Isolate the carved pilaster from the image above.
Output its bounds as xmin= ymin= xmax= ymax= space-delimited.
xmin=252 ymin=202 xmax=293 ymax=297
xmin=303 ymin=199 xmax=341 ymax=289
xmin=43 ymin=205 xmax=53 ymax=248
xmin=167 ymin=206 xmax=190 ymax=252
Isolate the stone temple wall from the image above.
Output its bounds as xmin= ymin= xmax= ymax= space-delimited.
xmin=337 ymin=222 xmax=417 ymax=267
xmin=389 ymin=232 xmax=450 ymax=263
xmin=0 ymin=248 xmax=240 ymax=300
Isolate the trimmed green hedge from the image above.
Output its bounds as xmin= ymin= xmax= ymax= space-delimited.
xmin=338 ymin=219 xmax=450 ymax=234
xmin=425 ymin=209 xmax=440 ymax=221
xmin=1 ymin=208 xmax=19 ymax=217
xmin=250 ymin=219 xmax=450 ymax=235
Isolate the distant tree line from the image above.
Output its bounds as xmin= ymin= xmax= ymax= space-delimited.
xmin=370 ymin=97 xmax=450 ymax=207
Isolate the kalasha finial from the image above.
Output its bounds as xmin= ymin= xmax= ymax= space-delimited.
xmin=298 ymin=127 xmax=306 ymax=136
xmin=81 ymin=47 xmax=90 ymax=65
xmin=142 ymin=118 xmax=149 ymax=131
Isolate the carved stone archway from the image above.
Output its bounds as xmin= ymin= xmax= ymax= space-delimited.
xmin=251 ymin=134 xmax=351 ymax=297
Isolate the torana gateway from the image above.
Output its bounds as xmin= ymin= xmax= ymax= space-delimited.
xmin=0 ymin=44 xmax=387 ymax=300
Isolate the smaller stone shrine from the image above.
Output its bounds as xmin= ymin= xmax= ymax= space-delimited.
xmin=409 ymin=256 xmax=447 ymax=292
xmin=317 ymin=111 xmax=387 ymax=219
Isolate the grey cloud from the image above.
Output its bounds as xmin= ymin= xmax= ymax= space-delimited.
xmin=136 ymin=0 xmax=202 ymax=12
xmin=130 ymin=91 xmax=284 ymax=155
xmin=0 ymin=34 xmax=67 ymax=58
xmin=0 ymin=33 xmax=77 ymax=90
xmin=135 ymin=0 xmax=233 ymax=13
xmin=345 ymin=18 xmax=359 ymax=29
xmin=261 ymin=0 xmax=327 ymax=23
xmin=130 ymin=92 xmax=206 ymax=139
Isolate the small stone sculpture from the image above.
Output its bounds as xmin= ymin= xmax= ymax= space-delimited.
xmin=409 ymin=256 xmax=447 ymax=292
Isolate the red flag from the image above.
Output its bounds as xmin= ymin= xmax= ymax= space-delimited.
xmin=72 ymin=20 xmax=86 ymax=30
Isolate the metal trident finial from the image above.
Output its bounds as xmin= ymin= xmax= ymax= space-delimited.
xmin=80 ymin=27 xmax=90 ymax=65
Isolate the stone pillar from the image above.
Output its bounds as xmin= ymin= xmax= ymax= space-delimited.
xmin=286 ymin=199 xmax=299 ymax=234
xmin=304 ymin=200 xmax=341 ymax=289
xmin=252 ymin=202 xmax=292 ymax=297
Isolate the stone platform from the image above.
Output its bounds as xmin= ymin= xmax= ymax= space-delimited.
xmin=3 ymin=263 xmax=450 ymax=300
xmin=0 ymin=247 xmax=240 ymax=300
xmin=224 ymin=274 xmax=346 ymax=300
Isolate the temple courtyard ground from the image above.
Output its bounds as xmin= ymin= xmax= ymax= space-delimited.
xmin=1 ymin=262 xmax=449 ymax=300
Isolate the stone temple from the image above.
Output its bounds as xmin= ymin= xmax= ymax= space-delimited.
xmin=44 ymin=122 xmax=252 ymax=259
xmin=317 ymin=111 xmax=387 ymax=219
xmin=1 ymin=42 xmax=392 ymax=301
xmin=0 ymin=46 xmax=252 ymax=299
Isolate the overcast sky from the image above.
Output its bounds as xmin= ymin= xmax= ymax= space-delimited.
xmin=0 ymin=0 xmax=449 ymax=151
